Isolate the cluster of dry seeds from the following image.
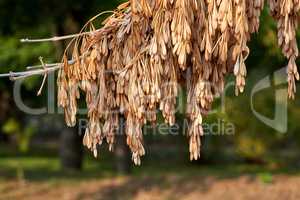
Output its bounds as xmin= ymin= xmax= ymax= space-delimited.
xmin=269 ymin=0 xmax=300 ymax=99
xmin=57 ymin=0 xmax=299 ymax=165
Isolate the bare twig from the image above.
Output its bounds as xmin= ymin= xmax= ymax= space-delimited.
xmin=20 ymin=31 xmax=98 ymax=43
xmin=212 ymin=35 xmax=224 ymax=53
xmin=26 ymin=63 xmax=61 ymax=70
xmin=21 ymin=10 xmax=116 ymax=44
xmin=37 ymin=57 xmax=48 ymax=96
xmin=26 ymin=59 xmax=76 ymax=70
xmin=10 ymin=66 xmax=61 ymax=80
xmin=0 ymin=64 xmax=58 ymax=79
xmin=0 ymin=52 xmax=89 ymax=80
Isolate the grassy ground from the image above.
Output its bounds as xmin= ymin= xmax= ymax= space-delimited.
xmin=0 ymin=144 xmax=300 ymax=200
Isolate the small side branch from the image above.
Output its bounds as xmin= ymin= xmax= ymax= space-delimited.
xmin=20 ymin=10 xmax=116 ymax=44
xmin=37 ymin=57 xmax=48 ymax=96
xmin=20 ymin=31 xmax=98 ymax=43
xmin=0 ymin=57 xmax=80 ymax=80
xmin=11 ymin=66 xmax=61 ymax=80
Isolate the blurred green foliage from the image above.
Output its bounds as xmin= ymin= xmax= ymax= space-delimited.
xmin=2 ymin=118 xmax=37 ymax=152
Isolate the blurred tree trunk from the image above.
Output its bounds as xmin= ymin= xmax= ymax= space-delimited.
xmin=0 ymin=91 xmax=11 ymax=142
xmin=55 ymin=15 xmax=83 ymax=171
xmin=60 ymin=126 xmax=83 ymax=170
xmin=115 ymin=115 xmax=131 ymax=174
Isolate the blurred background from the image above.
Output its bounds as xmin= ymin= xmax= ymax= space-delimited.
xmin=0 ymin=0 xmax=300 ymax=199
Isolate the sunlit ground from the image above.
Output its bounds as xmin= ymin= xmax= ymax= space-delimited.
xmin=0 ymin=144 xmax=300 ymax=200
